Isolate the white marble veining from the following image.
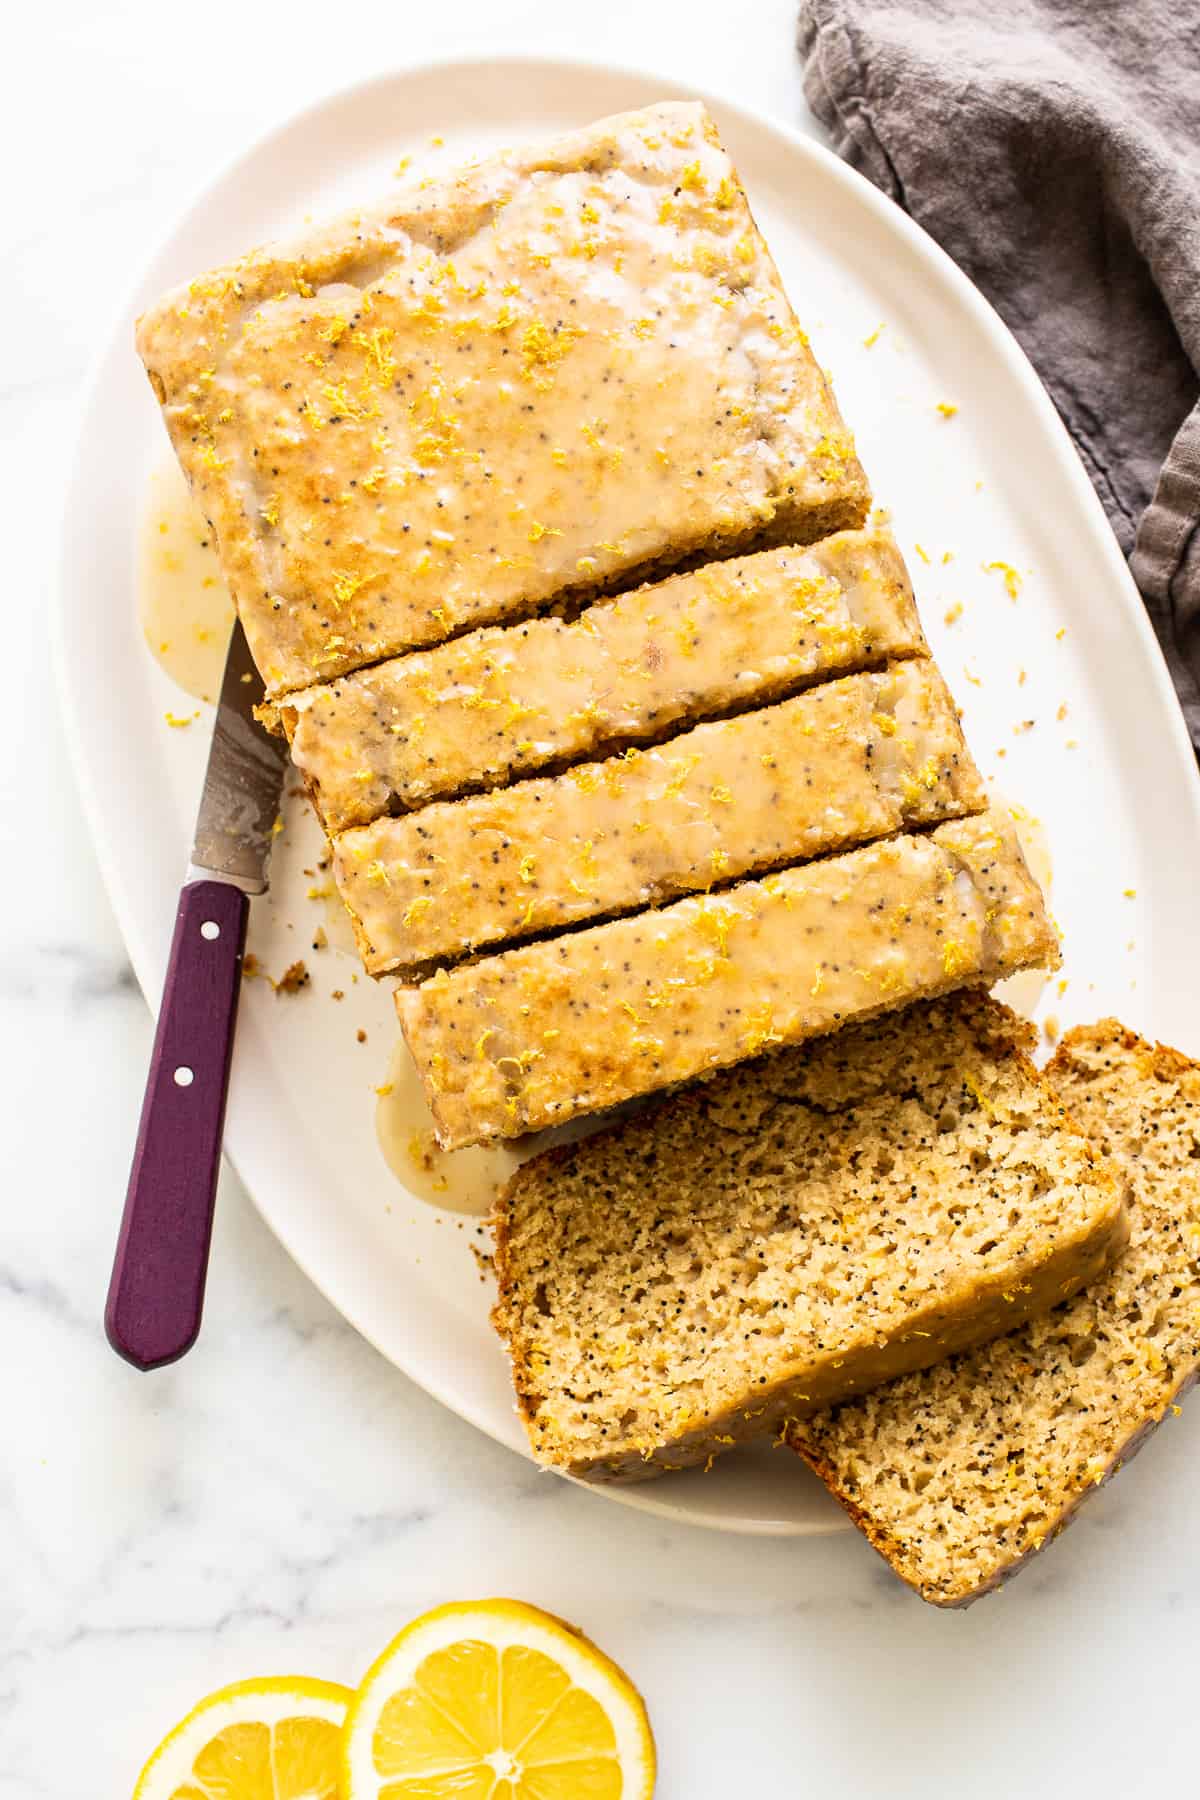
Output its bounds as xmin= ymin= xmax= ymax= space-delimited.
xmin=4 ymin=5 xmax=1199 ymax=1796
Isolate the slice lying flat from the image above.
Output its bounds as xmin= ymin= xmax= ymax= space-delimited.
xmin=344 ymin=1599 xmax=655 ymax=1800
xmin=133 ymin=1675 xmax=352 ymax=1800
xmin=491 ymin=992 xmax=1127 ymax=1480
xmin=788 ymin=1018 xmax=1200 ymax=1605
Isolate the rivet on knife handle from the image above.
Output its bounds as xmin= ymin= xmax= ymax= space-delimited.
xmin=105 ymin=880 xmax=249 ymax=1370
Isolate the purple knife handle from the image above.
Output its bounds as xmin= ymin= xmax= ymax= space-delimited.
xmin=105 ymin=880 xmax=249 ymax=1370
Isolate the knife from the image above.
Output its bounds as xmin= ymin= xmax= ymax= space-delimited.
xmin=105 ymin=621 xmax=289 ymax=1370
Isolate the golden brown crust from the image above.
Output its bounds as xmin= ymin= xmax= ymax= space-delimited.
xmin=1048 ymin=1016 xmax=1199 ymax=1087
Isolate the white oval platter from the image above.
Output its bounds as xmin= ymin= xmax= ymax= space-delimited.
xmin=55 ymin=54 xmax=1200 ymax=1535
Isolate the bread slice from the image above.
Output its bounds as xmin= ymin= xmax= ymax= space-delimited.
xmin=397 ymin=808 xmax=1058 ymax=1150
xmin=333 ymin=660 xmax=985 ymax=977
xmin=787 ymin=1018 xmax=1200 ymax=1606
xmin=273 ymin=530 xmax=924 ymax=834
xmin=490 ymin=993 xmax=1128 ymax=1480
xmin=137 ymin=100 xmax=868 ymax=697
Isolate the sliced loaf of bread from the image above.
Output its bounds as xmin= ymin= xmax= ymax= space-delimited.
xmin=400 ymin=809 xmax=1058 ymax=1150
xmin=788 ymin=1018 xmax=1200 ymax=1606
xmin=275 ymin=529 xmax=922 ymax=833
xmin=491 ymin=993 xmax=1128 ymax=1480
xmin=334 ymin=661 xmax=985 ymax=978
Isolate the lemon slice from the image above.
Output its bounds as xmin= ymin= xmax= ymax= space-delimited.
xmin=133 ymin=1674 xmax=353 ymax=1800
xmin=344 ymin=1598 xmax=656 ymax=1800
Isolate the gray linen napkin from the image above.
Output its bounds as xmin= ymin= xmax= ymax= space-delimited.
xmin=798 ymin=0 xmax=1200 ymax=749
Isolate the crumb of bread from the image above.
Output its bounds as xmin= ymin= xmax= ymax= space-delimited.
xmin=936 ymin=402 xmax=958 ymax=418
xmin=275 ymin=960 xmax=309 ymax=995
xmin=164 ymin=710 xmax=199 ymax=728
xmin=863 ymin=325 xmax=885 ymax=347
xmin=357 ymin=1028 xmax=368 ymax=1043
xmin=943 ymin=603 xmax=963 ymax=625
xmin=243 ymin=954 xmax=310 ymax=993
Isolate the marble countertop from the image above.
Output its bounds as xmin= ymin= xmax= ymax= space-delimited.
xmin=6 ymin=4 xmax=1197 ymax=1795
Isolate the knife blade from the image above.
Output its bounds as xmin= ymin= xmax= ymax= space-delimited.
xmin=106 ymin=620 xmax=289 ymax=1370
xmin=192 ymin=619 xmax=290 ymax=891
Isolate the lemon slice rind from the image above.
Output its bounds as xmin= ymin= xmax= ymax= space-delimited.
xmin=343 ymin=1598 xmax=655 ymax=1799
xmin=133 ymin=1674 xmax=353 ymax=1800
